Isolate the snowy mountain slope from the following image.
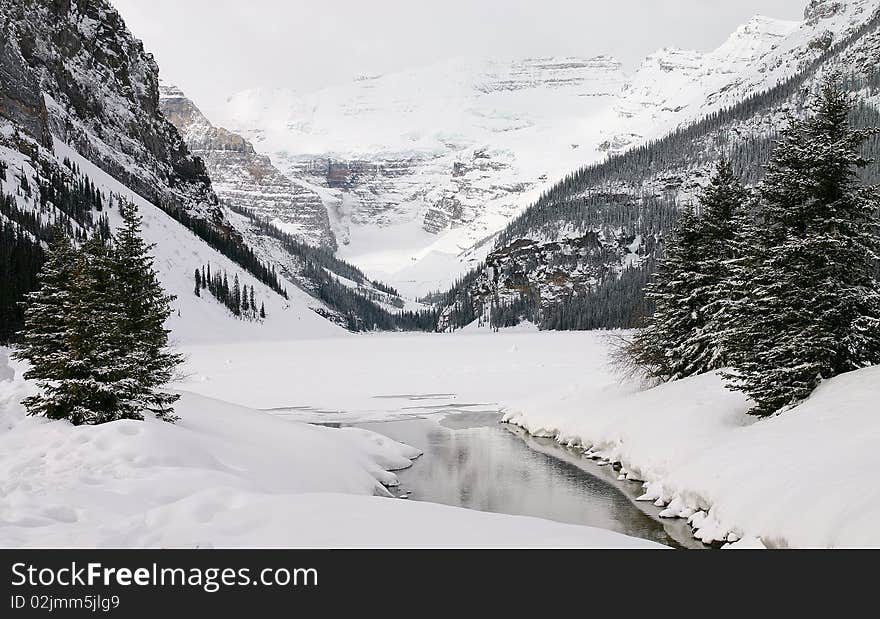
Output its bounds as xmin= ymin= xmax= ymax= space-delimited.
xmin=157 ymin=85 xmax=435 ymax=330
xmin=208 ymin=2 xmax=874 ymax=295
xmin=0 ymin=0 xmax=402 ymax=340
xmin=0 ymin=119 xmax=345 ymax=342
xmin=213 ymin=56 xmax=628 ymax=295
xmin=0 ymin=0 xmax=220 ymax=224
xmin=159 ymin=83 xmax=335 ymax=250
xmin=51 ymin=138 xmax=346 ymax=343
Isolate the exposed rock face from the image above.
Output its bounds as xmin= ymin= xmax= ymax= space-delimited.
xmin=0 ymin=0 xmax=221 ymax=224
xmin=0 ymin=26 xmax=51 ymax=147
xmin=805 ymin=0 xmax=846 ymax=22
xmin=159 ymin=84 xmax=335 ymax=250
xmin=473 ymin=232 xmax=641 ymax=304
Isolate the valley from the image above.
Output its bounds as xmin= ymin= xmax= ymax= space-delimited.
xmin=2 ymin=0 xmax=880 ymax=554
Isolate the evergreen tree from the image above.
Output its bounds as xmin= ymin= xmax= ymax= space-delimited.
xmin=624 ymin=206 xmax=705 ymax=381
xmin=684 ymin=160 xmax=751 ymax=370
xmin=725 ymin=79 xmax=880 ymax=416
xmin=13 ymin=230 xmax=77 ymax=418
xmin=232 ymin=275 xmax=242 ymax=316
xmin=624 ymin=161 xmax=748 ymax=380
xmin=113 ymin=201 xmax=183 ymax=421
xmin=16 ymin=233 xmax=139 ymax=424
xmin=59 ymin=233 xmax=139 ymax=425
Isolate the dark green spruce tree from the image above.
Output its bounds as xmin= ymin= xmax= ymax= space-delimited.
xmin=625 ymin=160 xmax=748 ymax=381
xmin=113 ymin=200 xmax=184 ymax=421
xmin=14 ymin=230 xmax=77 ymax=420
xmin=684 ymin=160 xmax=751 ymax=371
xmin=60 ymin=233 xmax=140 ymax=425
xmin=624 ymin=205 xmax=704 ymax=381
xmin=15 ymin=202 xmax=183 ymax=425
xmin=725 ymin=79 xmax=880 ymax=416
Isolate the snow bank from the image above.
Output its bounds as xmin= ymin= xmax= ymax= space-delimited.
xmin=0 ymin=351 xmax=413 ymax=547
xmin=502 ymin=346 xmax=880 ymax=548
xmin=0 ymin=349 xmax=658 ymax=548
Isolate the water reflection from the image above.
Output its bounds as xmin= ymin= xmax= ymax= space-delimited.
xmin=355 ymin=414 xmax=702 ymax=549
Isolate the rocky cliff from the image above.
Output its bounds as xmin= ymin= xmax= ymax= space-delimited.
xmin=0 ymin=0 xmax=220 ymax=224
xmin=159 ymin=84 xmax=335 ymax=250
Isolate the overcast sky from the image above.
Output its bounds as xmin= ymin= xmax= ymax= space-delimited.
xmin=111 ymin=0 xmax=806 ymax=110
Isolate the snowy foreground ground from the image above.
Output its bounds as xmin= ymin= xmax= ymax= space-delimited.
xmin=178 ymin=329 xmax=880 ymax=549
xmin=4 ymin=328 xmax=878 ymax=548
xmin=0 ymin=341 xmax=657 ymax=549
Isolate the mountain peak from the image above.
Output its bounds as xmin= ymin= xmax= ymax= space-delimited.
xmin=158 ymin=82 xmax=186 ymax=100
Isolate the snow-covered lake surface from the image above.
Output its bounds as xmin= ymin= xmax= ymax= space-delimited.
xmin=178 ymin=330 xmax=880 ymax=548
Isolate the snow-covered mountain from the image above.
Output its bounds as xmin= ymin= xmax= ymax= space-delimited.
xmin=212 ymin=56 xmax=627 ymax=295
xmin=436 ymin=0 xmax=880 ymax=331
xmin=0 ymin=0 xmax=387 ymax=342
xmin=206 ymin=2 xmax=877 ymax=296
xmin=158 ymin=84 xmax=336 ymax=250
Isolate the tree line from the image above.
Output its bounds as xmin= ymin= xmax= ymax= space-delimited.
xmin=0 ymin=155 xmax=115 ymax=343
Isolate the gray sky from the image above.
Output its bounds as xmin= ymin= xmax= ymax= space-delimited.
xmin=111 ymin=0 xmax=806 ymax=110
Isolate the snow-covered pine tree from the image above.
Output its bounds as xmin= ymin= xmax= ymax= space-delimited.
xmin=624 ymin=205 xmax=705 ymax=381
xmin=232 ymin=274 xmax=242 ymax=316
xmin=14 ymin=230 xmax=77 ymax=419
xmin=59 ymin=233 xmax=140 ymax=425
xmin=624 ymin=161 xmax=748 ymax=381
xmin=113 ymin=200 xmax=183 ymax=422
xmin=685 ymin=160 xmax=751 ymax=371
xmin=725 ymin=78 xmax=880 ymax=416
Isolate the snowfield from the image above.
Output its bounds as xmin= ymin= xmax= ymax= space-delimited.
xmin=4 ymin=324 xmax=880 ymax=548
xmin=177 ymin=329 xmax=880 ymax=549
xmin=0 ymin=347 xmax=659 ymax=549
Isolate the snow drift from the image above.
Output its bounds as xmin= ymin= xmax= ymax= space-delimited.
xmin=502 ymin=339 xmax=880 ymax=548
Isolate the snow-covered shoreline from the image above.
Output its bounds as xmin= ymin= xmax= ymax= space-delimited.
xmin=501 ymin=356 xmax=880 ymax=549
